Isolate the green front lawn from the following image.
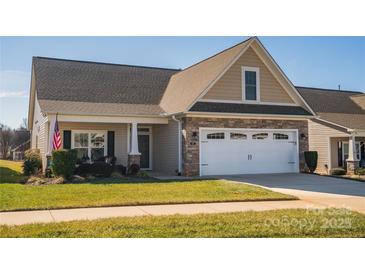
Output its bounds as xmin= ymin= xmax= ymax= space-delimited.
xmin=1 ymin=209 xmax=364 ymax=238
xmin=0 ymin=180 xmax=295 ymax=211
xmin=0 ymin=160 xmax=25 ymax=183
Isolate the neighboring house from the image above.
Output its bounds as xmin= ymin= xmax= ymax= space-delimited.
xmin=11 ymin=139 xmax=31 ymax=161
xmin=27 ymin=37 xmax=365 ymax=176
xmin=298 ymin=87 xmax=365 ymax=173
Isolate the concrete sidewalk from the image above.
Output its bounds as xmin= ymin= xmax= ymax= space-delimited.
xmin=0 ymin=200 xmax=324 ymax=226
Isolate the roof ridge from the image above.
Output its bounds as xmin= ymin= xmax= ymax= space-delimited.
xmin=32 ymin=56 xmax=181 ymax=72
xmin=296 ymin=85 xmax=363 ymax=94
xmin=174 ymin=37 xmax=253 ymax=74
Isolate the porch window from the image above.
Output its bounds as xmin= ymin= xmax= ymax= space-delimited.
xmin=343 ymin=142 xmax=361 ymax=162
xmin=72 ymin=131 xmax=106 ymax=161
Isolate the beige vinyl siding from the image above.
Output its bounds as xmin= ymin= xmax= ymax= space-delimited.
xmin=203 ymin=47 xmax=294 ymax=104
xmin=31 ymin=95 xmax=48 ymax=169
xmin=308 ymin=119 xmax=348 ymax=173
xmin=153 ymin=120 xmax=179 ymax=175
xmin=59 ymin=122 xmax=128 ymax=166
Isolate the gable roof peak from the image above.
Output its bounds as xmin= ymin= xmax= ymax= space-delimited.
xmin=176 ymin=37 xmax=254 ymax=74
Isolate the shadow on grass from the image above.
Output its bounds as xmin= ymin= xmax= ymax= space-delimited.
xmin=77 ymin=177 xmax=218 ymax=185
xmin=0 ymin=167 xmax=25 ymax=184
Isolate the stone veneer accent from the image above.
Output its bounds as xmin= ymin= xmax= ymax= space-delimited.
xmin=181 ymin=117 xmax=309 ymax=176
xmin=128 ymin=154 xmax=141 ymax=168
xmin=346 ymin=160 xmax=359 ymax=175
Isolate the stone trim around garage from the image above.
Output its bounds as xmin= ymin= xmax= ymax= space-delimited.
xmin=181 ymin=117 xmax=309 ymax=177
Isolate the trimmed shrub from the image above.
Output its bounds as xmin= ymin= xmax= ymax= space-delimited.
xmin=304 ymin=151 xmax=318 ymax=173
xmin=23 ymin=149 xmax=42 ymax=175
xmin=355 ymin=168 xmax=365 ymax=176
xmin=90 ymin=162 xmax=113 ymax=177
xmin=52 ymin=149 xmax=77 ymax=179
xmin=329 ymin=168 xmax=346 ymax=176
xmin=129 ymin=164 xmax=140 ymax=175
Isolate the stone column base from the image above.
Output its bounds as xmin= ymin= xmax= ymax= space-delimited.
xmin=128 ymin=154 xmax=141 ymax=168
xmin=346 ymin=160 xmax=359 ymax=175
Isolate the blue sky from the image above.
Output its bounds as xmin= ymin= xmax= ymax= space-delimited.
xmin=0 ymin=36 xmax=364 ymax=128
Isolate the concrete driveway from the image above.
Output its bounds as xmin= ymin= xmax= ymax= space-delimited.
xmin=220 ymin=173 xmax=365 ymax=214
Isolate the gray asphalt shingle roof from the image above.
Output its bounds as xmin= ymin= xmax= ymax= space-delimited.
xmin=297 ymin=86 xmax=365 ymax=130
xmin=33 ymin=57 xmax=179 ymax=105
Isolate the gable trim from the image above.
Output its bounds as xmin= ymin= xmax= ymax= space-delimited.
xmin=252 ymin=38 xmax=316 ymax=116
xmin=186 ymin=39 xmax=254 ymax=111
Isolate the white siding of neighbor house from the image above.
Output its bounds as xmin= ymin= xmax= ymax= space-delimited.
xmin=308 ymin=119 xmax=348 ymax=173
xmin=58 ymin=122 xmax=129 ymax=166
xmin=153 ymin=120 xmax=179 ymax=175
xmin=31 ymin=94 xmax=48 ymax=169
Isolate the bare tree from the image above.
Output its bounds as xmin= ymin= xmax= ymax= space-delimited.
xmin=13 ymin=118 xmax=30 ymax=148
xmin=0 ymin=124 xmax=14 ymax=159
xmin=20 ymin=118 xmax=28 ymax=130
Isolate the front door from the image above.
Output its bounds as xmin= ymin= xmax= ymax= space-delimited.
xmin=138 ymin=131 xmax=151 ymax=169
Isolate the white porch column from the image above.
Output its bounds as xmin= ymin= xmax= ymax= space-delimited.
xmin=46 ymin=116 xmax=56 ymax=157
xmin=347 ymin=133 xmax=359 ymax=174
xmin=129 ymin=122 xmax=140 ymax=155
xmin=348 ymin=134 xmax=356 ymax=161
xmin=127 ymin=122 xmax=141 ymax=171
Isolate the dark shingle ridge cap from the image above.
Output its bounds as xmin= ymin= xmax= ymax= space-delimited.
xmin=32 ymin=56 xmax=181 ymax=72
xmin=175 ymin=37 xmax=254 ymax=74
xmin=296 ymin=85 xmax=363 ymax=94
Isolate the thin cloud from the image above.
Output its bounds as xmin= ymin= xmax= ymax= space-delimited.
xmin=0 ymin=90 xmax=28 ymax=98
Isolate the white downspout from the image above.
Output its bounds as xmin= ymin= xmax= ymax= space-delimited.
xmin=172 ymin=115 xmax=182 ymax=175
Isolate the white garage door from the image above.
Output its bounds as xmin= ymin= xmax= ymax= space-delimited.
xmin=200 ymin=129 xmax=299 ymax=176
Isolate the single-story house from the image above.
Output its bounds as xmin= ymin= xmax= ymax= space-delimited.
xmin=27 ymin=37 xmax=365 ymax=176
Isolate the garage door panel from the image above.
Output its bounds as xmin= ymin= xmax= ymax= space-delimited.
xmin=200 ymin=129 xmax=298 ymax=176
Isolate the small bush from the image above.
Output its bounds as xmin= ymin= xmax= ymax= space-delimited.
xmin=90 ymin=162 xmax=113 ymax=177
xmin=129 ymin=164 xmax=140 ymax=175
xmin=304 ymin=151 xmax=318 ymax=173
xmin=355 ymin=168 xmax=365 ymax=176
xmin=330 ymin=168 xmax=346 ymax=176
xmin=52 ymin=149 xmax=77 ymax=179
xmin=23 ymin=149 xmax=42 ymax=175
xmin=113 ymin=165 xmax=126 ymax=175
xmin=137 ymin=170 xmax=149 ymax=178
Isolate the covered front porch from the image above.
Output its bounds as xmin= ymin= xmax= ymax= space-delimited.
xmin=46 ymin=114 xmax=181 ymax=175
xmin=329 ymin=132 xmax=365 ymax=174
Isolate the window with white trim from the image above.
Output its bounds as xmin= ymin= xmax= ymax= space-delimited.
xmin=230 ymin=133 xmax=247 ymax=140
xmin=273 ymin=133 xmax=289 ymax=140
xmin=207 ymin=132 xmax=225 ymax=139
xmin=252 ymin=133 xmax=268 ymax=140
xmin=242 ymin=67 xmax=260 ymax=101
xmin=73 ymin=131 xmax=106 ymax=161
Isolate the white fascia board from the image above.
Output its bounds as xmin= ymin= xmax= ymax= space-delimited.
xmin=47 ymin=113 xmax=169 ymax=124
xmin=314 ymin=117 xmax=350 ymax=131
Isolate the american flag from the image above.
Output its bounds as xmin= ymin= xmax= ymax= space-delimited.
xmin=52 ymin=116 xmax=62 ymax=150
